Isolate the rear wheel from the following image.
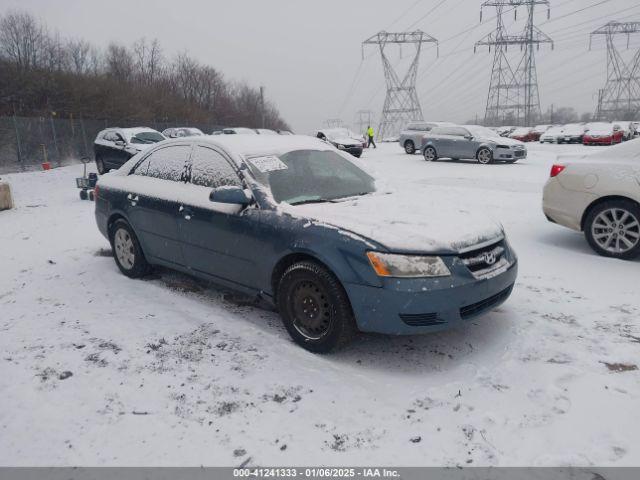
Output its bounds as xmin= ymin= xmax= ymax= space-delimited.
xmin=477 ymin=147 xmax=493 ymax=164
xmin=584 ymin=200 xmax=640 ymax=260
xmin=109 ymin=219 xmax=151 ymax=278
xmin=404 ymin=140 xmax=416 ymax=154
xmin=423 ymin=146 xmax=438 ymax=162
xmin=277 ymin=261 xmax=356 ymax=353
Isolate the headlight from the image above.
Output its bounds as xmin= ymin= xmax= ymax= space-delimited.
xmin=366 ymin=252 xmax=451 ymax=278
xmin=337 ymin=144 xmax=346 ymax=150
xmin=496 ymin=145 xmax=510 ymax=149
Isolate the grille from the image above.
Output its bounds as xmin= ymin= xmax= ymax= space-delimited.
xmin=514 ymin=150 xmax=525 ymax=157
xmin=459 ymin=240 xmax=509 ymax=278
xmin=399 ymin=312 xmax=445 ymax=327
xmin=460 ymin=285 xmax=513 ymax=320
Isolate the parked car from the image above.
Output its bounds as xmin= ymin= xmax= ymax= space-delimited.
xmin=316 ymin=128 xmax=364 ymax=157
xmin=612 ymin=121 xmax=636 ymax=141
xmin=558 ymin=123 xmax=586 ymax=144
xmin=543 ymin=138 xmax=640 ymax=259
xmin=496 ymin=126 xmax=517 ymax=137
xmin=422 ymin=125 xmax=527 ymax=164
xmin=539 ymin=125 xmax=565 ymax=144
xmin=509 ymin=127 xmax=536 ymax=142
xmin=531 ymin=124 xmax=552 ymax=141
xmin=94 ymin=127 xmax=166 ymax=174
xmin=219 ymin=127 xmax=258 ymax=135
xmin=399 ymin=121 xmax=454 ymax=154
xmin=632 ymin=122 xmax=640 ymax=138
xmin=162 ymin=127 xmax=204 ymax=138
xmin=95 ymin=135 xmax=518 ymax=352
xmin=583 ymin=122 xmax=624 ymax=146
xmin=255 ymin=128 xmax=279 ymax=135
xmin=278 ymin=130 xmax=294 ymax=135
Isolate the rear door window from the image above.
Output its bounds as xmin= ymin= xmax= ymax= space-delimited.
xmin=132 ymin=145 xmax=191 ymax=182
xmin=188 ymin=146 xmax=242 ymax=188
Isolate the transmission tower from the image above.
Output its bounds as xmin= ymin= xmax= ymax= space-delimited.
xmin=354 ymin=109 xmax=373 ymax=136
xmin=590 ymin=21 xmax=640 ymax=120
xmin=363 ymin=31 xmax=438 ymax=140
xmin=323 ymin=118 xmax=344 ymax=129
xmin=475 ymin=1 xmax=553 ymax=126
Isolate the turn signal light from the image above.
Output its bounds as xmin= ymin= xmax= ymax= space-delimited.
xmin=550 ymin=165 xmax=566 ymax=178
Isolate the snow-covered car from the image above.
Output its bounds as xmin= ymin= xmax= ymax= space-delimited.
xmin=539 ymin=125 xmax=565 ymax=143
xmin=422 ymin=125 xmax=527 ymax=164
xmin=543 ymin=139 xmax=640 ymax=260
xmin=496 ymin=126 xmax=516 ymax=137
xmin=399 ymin=121 xmax=454 ymax=154
xmin=583 ymin=122 xmax=624 ymax=146
xmin=531 ymin=124 xmax=552 ymax=141
xmin=509 ymin=127 xmax=536 ymax=142
xmin=558 ymin=123 xmax=586 ymax=144
xmin=278 ymin=130 xmax=294 ymax=135
xmin=162 ymin=127 xmax=204 ymax=138
xmin=612 ymin=121 xmax=636 ymax=141
xmin=95 ymin=135 xmax=518 ymax=352
xmin=316 ymin=128 xmax=364 ymax=157
xmin=255 ymin=128 xmax=279 ymax=135
xmin=220 ymin=127 xmax=258 ymax=135
xmin=94 ymin=127 xmax=166 ymax=174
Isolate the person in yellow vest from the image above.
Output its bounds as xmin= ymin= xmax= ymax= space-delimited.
xmin=366 ymin=125 xmax=377 ymax=149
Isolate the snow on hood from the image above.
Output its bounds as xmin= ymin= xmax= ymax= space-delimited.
xmin=489 ymin=136 xmax=524 ymax=146
xmin=330 ymin=136 xmax=362 ymax=146
xmin=284 ymin=192 xmax=504 ymax=253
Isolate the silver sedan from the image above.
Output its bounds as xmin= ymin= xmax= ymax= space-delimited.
xmin=421 ymin=125 xmax=527 ymax=164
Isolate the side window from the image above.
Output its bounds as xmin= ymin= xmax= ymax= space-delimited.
xmin=133 ymin=145 xmax=191 ymax=182
xmin=189 ymin=146 xmax=241 ymax=188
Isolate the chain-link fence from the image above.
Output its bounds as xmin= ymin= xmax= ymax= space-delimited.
xmin=0 ymin=115 xmax=224 ymax=173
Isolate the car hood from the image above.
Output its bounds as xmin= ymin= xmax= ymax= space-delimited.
xmin=329 ymin=137 xmax=362 ymax=146
xmin=586 ymin=129 xmax=613 ymax=136
xmin=285 ymin=193 xmax=504 ymax=253
xmin=486 ymin=136 xmax=524 ymax=146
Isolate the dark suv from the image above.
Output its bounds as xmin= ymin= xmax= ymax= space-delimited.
xmin=94 ymin=127 xmax=165 ymax=174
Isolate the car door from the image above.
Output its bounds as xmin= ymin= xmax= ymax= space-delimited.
xmin=125 ymin=144 xmax=192 ymax=268
xmin=177 ymin=145 xmax=263 ymax=290
xmin=456 ymin=127 xmax=479 ymax=159
xmin=435 ymin=128 xmax=460 ymax=158
xmin=97 ymin=131 xmax=119 ymax=169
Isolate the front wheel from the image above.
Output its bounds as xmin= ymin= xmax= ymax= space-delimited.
xmin=477 ymin=147 xmax=493 ymax=164
xmin=423 ymin=146 xmax=438 ymax=162
xmin=110 ymin=219 xmax=152 ymax=278
xmin=404 ymin=141 xmax=416 ymax=154
xmin=584 ymin=200 xmax=640 ymax=260
xmin=277 ymin=261 xmax=356 ymax=353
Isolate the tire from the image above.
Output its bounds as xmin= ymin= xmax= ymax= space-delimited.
xmin=277 ymin=261 xmax=357 ymax=353
xmin=584 ymin=199 xmax=640 ymax=260
xmin=79 ymin=190 xmax=88 ymax=200
xmin=404 ymin=140 xmax=416 ymax=154
xmin=423 ymin=146 xmax=438 ymax=162
xmin=109 ymin=219 xmax=152 ymax=278
xmin=477 ymin=147 xmax=493 ymax=164
xmin=96 ymin=156 xmax=107 ymax=175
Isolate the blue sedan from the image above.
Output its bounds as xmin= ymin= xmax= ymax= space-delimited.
xmin=94 ymin=135 xmax=518 ymax=352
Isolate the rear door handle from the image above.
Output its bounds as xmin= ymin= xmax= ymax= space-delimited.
xmin=179 ymin=205 xmax=194 ymax=220
xmin=127 ymin=193 xmax=139 ymax=206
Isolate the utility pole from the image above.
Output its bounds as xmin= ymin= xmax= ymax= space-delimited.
xmin=363 ymin=31 xmax=438 ymax=140
xmin=260 ymin=86 xmax=266 ymax=128
xmin=475 ymin=1 xmax=553 ymax=126
xmin=590 ymin=21 xmax=640 ymax=120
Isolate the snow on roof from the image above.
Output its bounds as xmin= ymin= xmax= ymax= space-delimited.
xmin=195 ymin=134 xmax=334 ymax=161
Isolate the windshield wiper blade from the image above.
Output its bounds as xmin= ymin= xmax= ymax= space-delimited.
xmin=289 ymin=198 xmax=337 ymax=206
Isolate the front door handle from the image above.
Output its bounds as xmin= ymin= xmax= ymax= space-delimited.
xmin=179 ymin=205 xmax=194 ymax=220
xmin=127 ymin=193 xmax=139 ymax=206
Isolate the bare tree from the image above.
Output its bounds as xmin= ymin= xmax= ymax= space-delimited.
xmin=104 ymin=43 xmax=134 ymax=82
xmin=0 ymin=10 xmax=46 ymax=72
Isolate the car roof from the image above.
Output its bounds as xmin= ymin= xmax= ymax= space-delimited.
xmin=166 ymin=134 xmax=335 ymax=163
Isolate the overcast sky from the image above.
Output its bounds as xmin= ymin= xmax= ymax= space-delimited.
xmin=2 ymin=0 xmax=639 ymax=132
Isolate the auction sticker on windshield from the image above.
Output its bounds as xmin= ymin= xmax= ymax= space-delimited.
xmin=249 ymin=156 xmax=288 ymax=173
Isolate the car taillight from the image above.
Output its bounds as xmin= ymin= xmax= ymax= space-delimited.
xmin=550 ymin=165 xmax=566 ymax=178
xmin=94 ymin=185 xmax=100 ymax=198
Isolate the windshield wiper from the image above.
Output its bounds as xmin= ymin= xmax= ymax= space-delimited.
xmin=289 ymin=198 xmax=338 ymax=206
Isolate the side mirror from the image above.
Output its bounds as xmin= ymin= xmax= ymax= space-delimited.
xmin=464 ymin=135 xmax=474 ymax=141
xmin=115 ymin=140 xmax=126 ymax=147
xmin=209 ymin=186 xmax=252 ymax=207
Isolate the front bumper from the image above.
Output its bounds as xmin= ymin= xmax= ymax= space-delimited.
xmin=583 ymin=136 xmax=612 ymax=145
xmin=344 ymin=255 xmax=518 ymax=335
xmin=495 ymin=147 xmax=527 ymax=160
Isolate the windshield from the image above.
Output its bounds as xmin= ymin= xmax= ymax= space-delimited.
xmin=322 ymin=128 xmax=358 ymax=140
xmin=563 ymin=124 xmax=585 ymax=134
xmin=465 ymin=126 xmax=498 ymax=138
xmin=130 ymin=131 xmax=165 ymax=144
xmin=511 ymin=128 xmax=531 ymax=135
xmin=586 ymin=123 xmax=612 ymax=133
xmin=246 ymin=149 xmax=376 ymax=205
xmin=545 ymin=127 xmax=564 ymax=135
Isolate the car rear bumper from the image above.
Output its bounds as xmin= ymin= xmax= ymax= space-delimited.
xmin=542 ymin=178 xmax=596 ymax=231
xmin=344 ymin=259 xmax=518 ymax=335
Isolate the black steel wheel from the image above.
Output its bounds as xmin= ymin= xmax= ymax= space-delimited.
xmin=277 ymin=261 xmax=356 ymax=353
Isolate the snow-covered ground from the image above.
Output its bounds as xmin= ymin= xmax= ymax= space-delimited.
xmin=0 ymin=142 xmax=638 ymax=467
